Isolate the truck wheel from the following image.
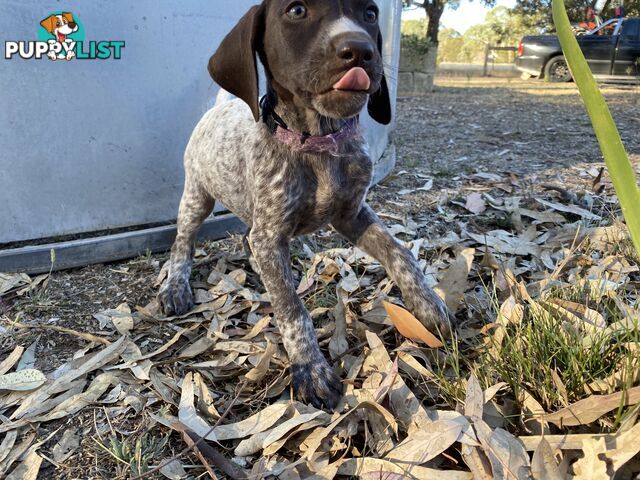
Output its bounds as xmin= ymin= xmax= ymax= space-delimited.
xmin=544 ymin=55 xmax=572 ymax=82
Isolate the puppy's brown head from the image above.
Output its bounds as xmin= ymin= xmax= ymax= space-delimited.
xmin=208 ymin=0 xmax=391 ymax=125
xmin=40 ymin=13 xmax=78 ymax=38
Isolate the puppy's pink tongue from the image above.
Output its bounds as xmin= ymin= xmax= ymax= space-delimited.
xmin=333 ymin=67 xmax=370 ymax=91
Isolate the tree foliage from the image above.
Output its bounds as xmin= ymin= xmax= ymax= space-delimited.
xmin=402 ymin=7 xmax=543 ymax=63
xmin=401 ymin=0 xmax=640 ymax=75
xmin=454 ymin=6 xmax=544 ymax=61
xmin=405 ymin=0 xmax=472 ymax=45
xmin=514 ymin=0 xmax=640 ymax=31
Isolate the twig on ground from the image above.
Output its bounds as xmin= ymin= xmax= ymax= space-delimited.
xmin=9 ymin=320 xmax=111 ymax=346
xmin=131 ymin=379 xmax=249 ymax=480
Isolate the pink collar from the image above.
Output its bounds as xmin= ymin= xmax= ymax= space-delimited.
xmin=260 ymin=96 xmax=360 ymax=156
xmin=274 ymin=117 xmax=360 ymax=157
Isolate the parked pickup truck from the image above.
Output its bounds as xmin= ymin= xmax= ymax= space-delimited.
xmin=515 ymin=17 xmax=640 ymax=82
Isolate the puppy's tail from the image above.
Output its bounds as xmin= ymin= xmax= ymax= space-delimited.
xmin=215 ymin=89 xmax=235 ymax=106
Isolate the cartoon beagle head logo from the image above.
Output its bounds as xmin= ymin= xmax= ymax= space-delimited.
xmin=37 ymin=11 xmax=85 ymax=60
xmin=40 ymin=13 xmax=79 ymax=43
xmin=4 ymin=11 xmax=124 ymax=61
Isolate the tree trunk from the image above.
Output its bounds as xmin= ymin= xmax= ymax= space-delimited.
xmin=422 ymin=0 xmax=444 ymax=92
xmin=424 ymin=1 xmax=444 ymax=45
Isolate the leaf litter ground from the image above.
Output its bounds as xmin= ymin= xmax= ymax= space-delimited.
xmin=1 ymin=78 xmax=640 ymax=479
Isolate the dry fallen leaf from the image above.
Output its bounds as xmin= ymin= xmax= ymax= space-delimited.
xmin=112 ymin=303 xmax=134 ymax=335
xmin=530 ymin=438 xmax=563 ymax=480
xmin=240 ymin=315 xmax=272 ymax=340
xmin=550 ymin=298 xmax=607 ymax=330
xmin=0 ymin=431 xmax=36 ymax=475
xmin=0 ymin=273 xmax=31 ymax=296
xmin=304 ymin=401 xmax=398 ymax=461
xmin=178 ymin=372 xmax=216 ymax=441
xmin=9 ymin=335 xmax=127 ymax=422
xmin=337 ymin=457 xmax=473 ymax=479
xmin=434 ymin=247 xmax=475 ymax=312
xmin=214 ymin=402 xmax=289 ymax=441
xmin=465 ymin=374 xmax=484 ymax=421
xmin=5 ymin=445 xmax=42 ymax=480
xmin=461 ymin=444 xmax=493 ymax=480
xmin=485 ymin=428 xmax=531 ymax=479
xmin=33 ymin=373 xmax=115 ymax=423
xmin=17 ymin=339 xmax=37 ymax=371
xmin=465 ymin=230 xmax=541 ymax=257
xmin=0 ymin=347 xmax=25 ymax=376
xmin=543 ymin=385 xmax=640 ymax=427
xmin=466 ymin=192 xmax=487 ymax=214
xmin=572 ymin=437 xmax=610 ymax=479
xmin=519 ymin=390 xmax=549 ymax=436
xmin=329 ymin=286 xmax=349 ymax=359
xmin=159 ymin=459 xmax=188 ymax=480
xmin=245 ymin=341 xmax=276 ymax=382
xmin=52 ymin=427 xmax=80 ymax=463
xmin=603 ymin=420 xmax=640 ymax=472
xmin=236 ymin=411 xmax=328 ymax=457
xmin=499 ymin=295 xmax=524 ymax=327
xmin=0 ymin=429 xmax=18 ymax=465
xmin=364 ymin=332 xmax=432 ymax=435
xmin=261 ymin=411 xmax=330 ymax=455
xmin=0 ymin=369 xmax=46 ymax=392
xmin=382 ymin=301 xmax=443 ymax=348
xmin=489 ymin=295 xmax=524 ymax=357
xmin=536 ymin=198 xmax=602 ymax=221
xmin=550 ymin=369 xmax=569 ymax=407
xmin=384 ymin=419 xmax=463 ymax=466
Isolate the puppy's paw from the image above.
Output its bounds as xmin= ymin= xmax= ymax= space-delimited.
xmin=407 ymin=289 xmax=453 ymax=337
xmin=292 ymin=360 xmax=343 ymax=411
xmin=158 ymin=278 xmax=194 ymax=316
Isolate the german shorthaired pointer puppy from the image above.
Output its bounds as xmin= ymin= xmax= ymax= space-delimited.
xmin=159 ymin=0 xmax=451 ymax=409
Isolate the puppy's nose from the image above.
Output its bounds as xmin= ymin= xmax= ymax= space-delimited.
xmin=69 ymin=22 xmax=77 ymax=29
xmin=336 ymin=39 xmax=375 ymax=68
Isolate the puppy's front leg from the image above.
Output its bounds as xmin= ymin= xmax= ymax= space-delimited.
xmin=333 ymin=205 xmax=451 ymax=335
xmin=159 ymin=179 xmax=214 ymax=316
xmin=249 ymin=227 xmax=342 ymax=409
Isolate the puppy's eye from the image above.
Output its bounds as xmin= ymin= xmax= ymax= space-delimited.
xmin=364 ymin=6 xmax=378 ymax=23
xmin=286 ymin=3 xmax=307 ymax=20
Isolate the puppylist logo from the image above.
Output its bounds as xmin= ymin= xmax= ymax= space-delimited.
xmin=5 ymin=11 xmax=125 ymax=61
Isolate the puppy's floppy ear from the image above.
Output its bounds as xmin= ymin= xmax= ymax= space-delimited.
xmin=208 ymin=4 xmax=265 ymax=122
xmin=367 ymin=30 xmax=392 ymax=125
xmin=40 ymin=15 xmax=56 ymax=34
xmin=62 ymin=12 xmax=75 ymax=24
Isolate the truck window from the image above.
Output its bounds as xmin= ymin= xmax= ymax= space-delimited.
xmin=621 ymin=20 xmax=639 ymax=38
xmin=588 ymin=18 xmax=620 ymax=36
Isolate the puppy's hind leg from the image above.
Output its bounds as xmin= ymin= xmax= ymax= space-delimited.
xmin=159 ymin=177 xmax=214 ymax=316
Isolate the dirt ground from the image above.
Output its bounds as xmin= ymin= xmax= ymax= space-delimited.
xmin=371 ymin=77 xmax=640 ymax=218
xmin=7 ymin=78 xmax=640 ymax=368
xmin=2 ymin=77 xmax=640 ymax=479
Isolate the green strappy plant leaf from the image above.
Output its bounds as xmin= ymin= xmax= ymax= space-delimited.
xmin=552 ymin=0 xmax=640 ymax=258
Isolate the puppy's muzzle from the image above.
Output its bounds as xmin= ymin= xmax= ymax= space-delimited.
xmin=335 ymin=38 xmax=375 ymax=69
xmin=330 ymin=33 xmax=380 ymax=93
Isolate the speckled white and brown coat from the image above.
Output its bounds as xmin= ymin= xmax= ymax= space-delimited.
xmin=159 ymin=0 xmax=451 ymax=409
